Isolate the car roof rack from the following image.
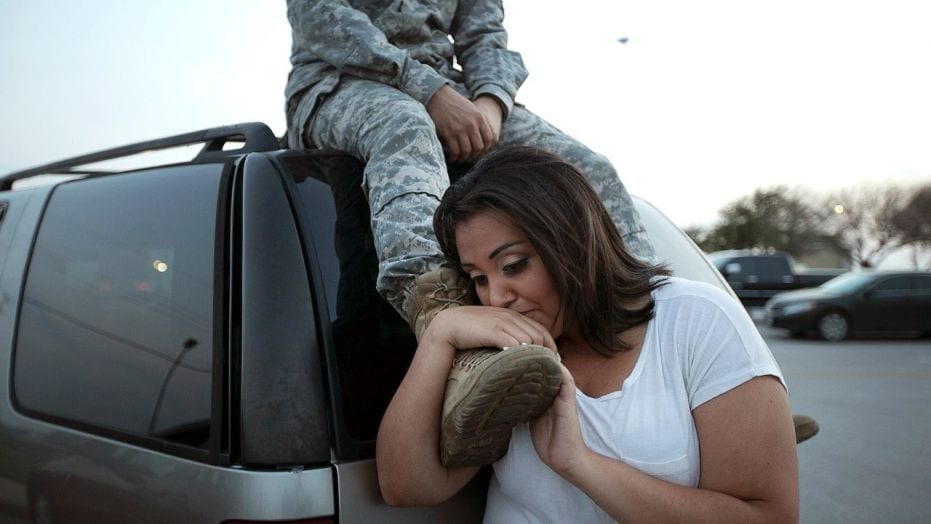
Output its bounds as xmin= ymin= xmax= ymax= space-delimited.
xmin=0 ymin=122 xmax=280 ymax=191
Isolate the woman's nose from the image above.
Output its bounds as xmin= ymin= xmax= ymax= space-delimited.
xmin=487 ymin=278 xmax=516 ymax=308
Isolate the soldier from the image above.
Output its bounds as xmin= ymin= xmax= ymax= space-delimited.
xmin=285 ymin=0 xmax=657 ymax=307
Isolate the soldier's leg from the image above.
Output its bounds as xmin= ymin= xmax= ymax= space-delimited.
xmin=305 ymin=78 xmax=447 ymax=317
xmin=497 ymin=106 xmax=657 ymax=263
xmin=305 ymin=80 xmax=563 ymax=468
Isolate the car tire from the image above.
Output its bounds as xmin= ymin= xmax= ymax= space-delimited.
xmin=818 ymin=312 xmax=849 ymax=341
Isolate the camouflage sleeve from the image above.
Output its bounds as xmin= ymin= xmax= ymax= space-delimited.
xmin=451 ymin=0 xmax=528 ymax=116
xmin=287 ymin=0 xmax=450 ymax=104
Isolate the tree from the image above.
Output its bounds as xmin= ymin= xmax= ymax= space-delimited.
xmin=823 ymin=185 xmax=908 ymax=269
xmin=891 ymin=183 xmax=931 ymax=269
xmin=683 ymin=225 xmax=709 ymax=248
xmin=689 ymin=186 xmax=834 ymax=257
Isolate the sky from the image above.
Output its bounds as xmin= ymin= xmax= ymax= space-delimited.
xmin=1 ymin=0 xmax=930 ymax=229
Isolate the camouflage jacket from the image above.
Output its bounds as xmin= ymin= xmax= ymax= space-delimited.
xmin=284 ymin=0 xmax=528 ymax=149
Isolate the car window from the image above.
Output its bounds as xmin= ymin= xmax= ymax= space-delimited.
xmin=13 ymin=165 xmax=223 ymax=451
xmin=287 ymin=153 xmax=416 ymax=458
xmin=757 ymin=257 xmax=791 ymax=277
xmin=871 ymin=276 xmax=912 ymax=292
xmin=724 ymin=262 xmax=742 ymax=274
xmin=821 ymin=272 xmax=874 ymax=293
xmin=911 ymin=275 xmax=931 ymax=292
xmin=735 ymin=257 xmax=757 ymax=275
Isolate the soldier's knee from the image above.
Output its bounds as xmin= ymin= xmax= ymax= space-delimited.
xmin=587 ymin=151 xmax=617 ymax=176
xmin=368 ymin=101 xmax=435 ymax=138
xmin=572 ymin=150 xmax=619 ymax=185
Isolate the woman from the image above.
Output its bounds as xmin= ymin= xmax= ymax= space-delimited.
xmin=376 ymin=147 xmax=798 ymax=522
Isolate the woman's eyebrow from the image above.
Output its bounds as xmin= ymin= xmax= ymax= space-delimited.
xmin=488 ymin=241 xmax=524 ymax=260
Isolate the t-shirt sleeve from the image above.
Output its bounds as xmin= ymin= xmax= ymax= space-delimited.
xmin=669 ymin=282 xmax=786 ymax=410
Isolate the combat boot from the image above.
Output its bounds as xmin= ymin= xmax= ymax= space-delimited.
xmin=793 ymin=414 xmax=819 ymax=444
xmin=408 ymin=267 xmax=563 ymax=466
xmin=409 ymin=266 xmax=476 ymax=342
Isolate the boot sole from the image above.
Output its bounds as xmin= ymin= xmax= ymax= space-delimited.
xmin=441 ymin=346 xmax=562 ymax=467
xmin=794 ymin=417 xmax=820 ymax=444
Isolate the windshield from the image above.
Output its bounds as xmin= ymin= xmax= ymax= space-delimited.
xmin=819 ymin=272 xmax=873 ymax=294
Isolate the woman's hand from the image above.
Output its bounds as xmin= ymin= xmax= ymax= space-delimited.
xmin=529 ymin=365 xmax=589 ymax=477
xmin=423 ymin=305 xmax=557 ymax=352
xmin=378 ymin=303 xmax=557 ymax=506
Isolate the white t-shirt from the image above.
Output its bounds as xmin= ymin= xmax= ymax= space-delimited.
xmin=483 ymin=277 xmax=786 ymax=524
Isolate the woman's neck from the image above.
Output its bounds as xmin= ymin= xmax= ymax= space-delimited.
xmin=557 ymin=323 xmax=648 ymax=397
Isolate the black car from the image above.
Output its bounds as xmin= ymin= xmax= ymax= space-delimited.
xmin=765 ymin=271 xmax=931 ymax=340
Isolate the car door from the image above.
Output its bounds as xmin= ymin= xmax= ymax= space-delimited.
xmin=3 ymin=163 xmax=338 ymax=523
xmin=851 ymin=276 xmax=914 ymax=332
xmin=907 ymin=275 xmax=931 ymax=332
xmin=756 ymin=256 xmax=797 ymax=294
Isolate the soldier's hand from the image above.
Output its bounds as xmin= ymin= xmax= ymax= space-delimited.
xmin=473 ymin=95 xmax=503 ymax=155
xmin=426 ymin=85 xmax=495 ymax=162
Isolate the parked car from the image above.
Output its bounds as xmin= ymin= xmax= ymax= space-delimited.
xmin=765 ymin=271 xmax=931 ymax=340
xmin=708 ymin=250 xmax=846 ymax=308
xmin=0 ymin=123 xmax=735 ymax=523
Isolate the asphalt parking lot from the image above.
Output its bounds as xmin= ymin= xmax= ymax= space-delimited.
xmin=758 ymin=321 xmax=931 ymax=523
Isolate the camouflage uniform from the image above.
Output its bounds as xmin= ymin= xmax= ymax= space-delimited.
xmin=285 ymin=0 xmax=655 ymax=317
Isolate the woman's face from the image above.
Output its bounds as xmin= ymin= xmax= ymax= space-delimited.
xmin=455 ymin=210 xmax=563 ymax=338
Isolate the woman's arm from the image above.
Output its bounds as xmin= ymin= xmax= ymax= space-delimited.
xmin=376 ymin=320 xmax=478 ymax=506
xmin=532 ymin=374 xmax=798 ymax=523
xmin=377 ymin=305 xmax=556 ymax=506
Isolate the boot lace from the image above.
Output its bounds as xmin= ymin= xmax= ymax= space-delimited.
xmin=428 ymin=282 xmax=470 ymax=310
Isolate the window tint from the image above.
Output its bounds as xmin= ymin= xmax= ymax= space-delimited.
xmin=14 ymin=165 xmax=222 ymax=450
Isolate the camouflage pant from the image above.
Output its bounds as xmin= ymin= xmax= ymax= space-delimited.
xmin=303 ymin=77 xmax=655 ymax=318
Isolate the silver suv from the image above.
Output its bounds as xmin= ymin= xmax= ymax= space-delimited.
xmin=0 ymin=123 xmax=730 ymax=523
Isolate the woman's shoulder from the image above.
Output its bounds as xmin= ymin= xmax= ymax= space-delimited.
xmin=649 ymin=276 xmax=751 ymax=327
xmin=652 ymin=276 xmax=736 ymax=305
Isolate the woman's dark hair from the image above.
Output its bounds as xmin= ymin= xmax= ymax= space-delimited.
xmin=434 ymin=147 xmax=669 ymax=355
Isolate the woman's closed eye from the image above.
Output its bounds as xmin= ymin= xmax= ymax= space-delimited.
xmin=468 ymin=258 xmax=529 ymax=287
xmin=502 ymin=257 xmax=529 ymax=275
